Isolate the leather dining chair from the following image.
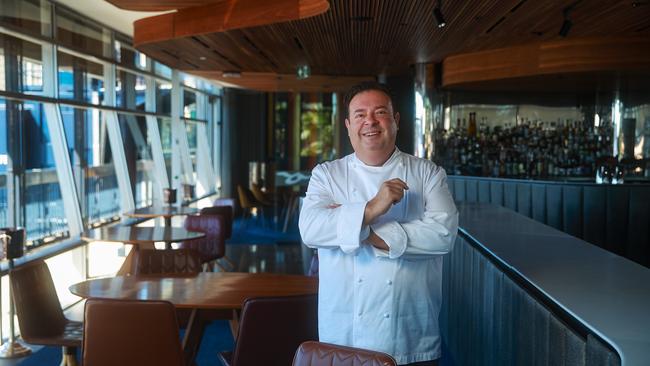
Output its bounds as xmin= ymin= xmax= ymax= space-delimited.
xmin=134 ymin=248 xmax=202 ymax=276
xmin=199 ymin=205 xmax=235 ymax=270
xmin=218 ymin=294 xmax=318 ymax=366
xmin=10 ymin=260 xmax=83 ymax=366
xmin=82 ymin=298 xmax=184 ymax=366
xmin=292 ymin=341 xmax=397 ymax=366
xmin=179 ymin=213 xmax=227 ymax=271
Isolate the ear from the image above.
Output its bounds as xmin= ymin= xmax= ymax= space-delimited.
xmin=394 ymin=112 xmax=400 ymax=130
xmin=345 ymin=118 xmax=351 ymax=134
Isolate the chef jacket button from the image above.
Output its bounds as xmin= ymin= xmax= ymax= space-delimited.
xmin=352 ymin=187 xmax=357 ymax=192
xmin=357 ymin=278 xmax=363 ymax=283
xmin=383 ymin=313 xmax=390 ymax=319
xmin=358 ymin=311 xmax=363 ymax=316
xmin=386 ymin=279 xmax=392 ymax=285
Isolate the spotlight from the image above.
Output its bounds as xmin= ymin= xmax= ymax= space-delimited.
xmin=433 ymin=7 xmax=446 ymax=28
xmin=558 ymin=18 xmax=572 ymax=37
xmin=297 ymin=64 xmax=311 ymax=80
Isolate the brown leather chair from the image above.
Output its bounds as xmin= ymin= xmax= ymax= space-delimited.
xmin=292 ymin=341 xmax=397 ymax=366
xmin=179 ymin=213 xmax=227 ymax=271
xmin=200 ymin=205 xmax=235 ymax=269
xmin=218 ymin=294 xmax=318 ymax=366
xmin=82 ymin=298 xmax=184 ymax=366
xmin=134 ymin=248 xmax=202 ymax=276
xmin=10 ymin=260 xmax=82 ymax=366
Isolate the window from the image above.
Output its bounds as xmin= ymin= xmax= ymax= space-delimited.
xmin=0 ymin=33 xmax=44 ymax=95
xmin=56 ymin=6 xmax=110 ymax=58
xmin=116 ymin=69 xmax=146 ymax=111
xmin=57 ymin=51 xmax=105 ymax=104
xmin=0 ymin=0 xmax=52 ymax=37
xmin=118 ymin=114 xmax=155 ymax=208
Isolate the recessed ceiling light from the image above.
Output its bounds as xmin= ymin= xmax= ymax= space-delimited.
xmin=199 ymin=56 xmax=207 ymax=61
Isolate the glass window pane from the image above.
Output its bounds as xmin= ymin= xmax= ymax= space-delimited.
xmin=118 ymin=114 xmax=154 ymax=208
xmin=185 ymin=120 xmax=198 ymax=185
xmin=158 ymin=117 xmax=172 ymax=179
xmin=0 ymin=98 xmax=7 ymax=228
xmin=299 ymin=93 xmax=334 ymax=169
xmin=114 ymin=34 xmax=148 ymax=71
xmin=153 ymin=61 xmax=172 ymax=79
xmin=156 ymin=80 xmax=171 ymax=115
xmin=183 ymin=90 xmax=197 ymax=118
xmin=0 ymin=0 xmax=51 ymax=37
xmin=0 ymin=33 xmax=44 ymax=95
xmin=60 ymin=106 xmax=120 ymax=225
xmin=116 ymin=69 xmax=146 ymax=111
xmin=57 ymin=51 xmax=105 ymax=105
xmin=56 ymin=6 xmax=110 ymax=58
xmin=21 ymin=101 xmax=69 ymax=244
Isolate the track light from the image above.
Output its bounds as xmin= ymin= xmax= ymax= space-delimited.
xmin=558 ymin=18 xmax=572 ymax=37
xmin=559 ymin=1 xmax=580 ymax=37
xmin=433 ymin=7 xmax=446 ymax=28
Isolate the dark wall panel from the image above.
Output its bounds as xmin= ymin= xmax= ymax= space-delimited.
xmin=583 ymin=186 xmax=607 ymax=248
xmin=466 ymin=179 xmax=478 ymax=202
xmin=606 ymin=187 xmax=629 ymax=256
xmin=490 ymin=181 xmax=504 ymax=206
xmin=478 ymin=180 xmax=491 ymax=203
xmin=531 ymin=184 xmax=546 ymax=223
xmin=516 ymin=183 xmax=532 ymax=218
xmin=504 ymin=182 xmax=518 ymax=211
xmin=626 ymin=187 xmax=650 ymax=265
xmin=546 ymin=185 xmax=563 ymax=231
xmin=563 ymin=185 xmax=583 ymax=238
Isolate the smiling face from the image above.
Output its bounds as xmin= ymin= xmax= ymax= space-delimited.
xmin=345 ymin=89 xmax=400 ymax=166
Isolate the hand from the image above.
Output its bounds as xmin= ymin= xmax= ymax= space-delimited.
xmin=363 ymin=178 xmax=408 ymax=225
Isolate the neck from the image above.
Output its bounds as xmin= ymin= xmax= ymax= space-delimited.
xmin=356 ymin=147 xmax=396 ymax=166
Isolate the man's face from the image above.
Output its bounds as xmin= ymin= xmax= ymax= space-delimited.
xmin=345 ymin=90 xmax=400 ymax=160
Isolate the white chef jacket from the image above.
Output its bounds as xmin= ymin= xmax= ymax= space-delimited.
xmin=299 ymin=148 xmax=459 ymax=365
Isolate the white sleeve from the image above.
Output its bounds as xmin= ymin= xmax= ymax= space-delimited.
xmin=370 ymin=166 xmax=458 ymax=259
xmin=298 ymin=165 xmax=370 ymax=253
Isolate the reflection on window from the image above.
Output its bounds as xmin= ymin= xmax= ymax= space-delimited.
xmin=0 ymin=99 xmax=69 ymax=244
xmin=0 ymin=0 xmax=51 ymax=37
xmin=0 ymin=98 xmax=7 ymax=228
xmin=58 ymin=51 xmax=104 ymax=105
xmin=56 ymin=6 xmax=110 ymax=58
xmin=0 ymin=33 xmax=43 ymax=94
xmin=114 ymin=35 xmax=148 ymax=71
xmin=118 ymin=114 xmax=154 ymax=208
xmin=274 ymin=93 xmax=289 ymax=169
xmin=158 ymin=117 xmax=172 ymax=179
xmin=299 ymin=93 xmax=335 ymax=170
xmin=154 ymin=61 xmax=172 ymax=79
xmin=60 ymin=106 xmax=119 ymax=225
xmin=156 ymin=81 xmax=172 ymax=115
xmin=183 ymin=90 xmax=197 ymax=118
xmin=116 ymin=70 xmax=146 ymax=111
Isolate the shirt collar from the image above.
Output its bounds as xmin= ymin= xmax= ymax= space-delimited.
xmin=352 ymin=147 xmax=401 ymax=168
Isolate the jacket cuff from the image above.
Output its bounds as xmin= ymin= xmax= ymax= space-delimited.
xmin=337 ymin=202 xmax=368 ymax=253
xmin=370 ymin=221 xmax=407 ymax=259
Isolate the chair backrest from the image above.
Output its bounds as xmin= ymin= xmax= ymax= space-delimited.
xmin=135 ymin=248 xmax=202 ymax=276
xmin=292 ymin=341 xmax=397 ymax=366
xmin=231 ymin=294 xmax=318 ymax=366
xmin=237 ymin=185 xmax=257 ymax=209
xmin=83 ymin=298 xmax=184 ymax=366
xmin=200 ymin=205 xmax=233 ymax=239
xmin=10 ymin=260 xmax=67 ymax=340
xmin=250 ymin=184 xmax=271 ymax=205
xmin=180 ymin=214 xmax=226 ymax=263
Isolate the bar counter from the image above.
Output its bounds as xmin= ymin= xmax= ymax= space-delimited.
xmin=442 ymin=203 xmax=650 ymax=366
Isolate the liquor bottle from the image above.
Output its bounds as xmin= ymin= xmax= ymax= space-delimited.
xmin=468 ymin=112 xmax=477 ymax=137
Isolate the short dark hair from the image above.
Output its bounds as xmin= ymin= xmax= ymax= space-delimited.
xmin=343 ymin=81 xmax=395 ymax=117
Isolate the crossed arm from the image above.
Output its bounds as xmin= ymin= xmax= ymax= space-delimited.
xmin=298 ymin=165 xmax=459 ymax=259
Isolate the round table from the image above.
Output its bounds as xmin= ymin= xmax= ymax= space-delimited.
xmin=124 ymin=206 xmax=200 ymax=226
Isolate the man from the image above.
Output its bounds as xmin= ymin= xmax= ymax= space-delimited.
xmin=299 ymin=81 xmax=458 ymax=365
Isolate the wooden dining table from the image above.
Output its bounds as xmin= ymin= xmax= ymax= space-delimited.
xmin=124 ymin=206 xmax=200 ymax=226
xmin=81 ymin=226 xmax=205 ymax=275
xmin=70 ymin=272 xmax=318 ymax=365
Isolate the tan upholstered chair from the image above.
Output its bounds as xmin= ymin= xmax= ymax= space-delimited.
xmin=10 ymin=260 xmax=83 ymax=366
xmin=292 ymin=341 xmax=397 ymax=366
xmin=82 ymin=298 xmax=184 ymax=366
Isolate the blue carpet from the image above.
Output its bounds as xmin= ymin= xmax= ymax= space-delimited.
xmin=228 ymin=217 xmax=301 ymax=245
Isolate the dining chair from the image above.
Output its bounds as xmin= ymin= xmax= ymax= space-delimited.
xmin=134 ymin=248 xmax=202 ymax=276
xmin=292 ymin=341 xmax=397 ymax=366
xmin=180 ymin=213 xmax=227 ymax=271
xmin=10 ymin=260 xmax=83 ymax=366
xmin=82 ymin=298 xmax=184 ymax=366
xmin=250 ymin=183 xmax=273 ymax=206
xmin=218 ymin=294 xmax=318 ymax=366
xmin=200 ymin=205 xmax=235 ymax=270
xmin=237 ymin=185 xmax=265 ymax=227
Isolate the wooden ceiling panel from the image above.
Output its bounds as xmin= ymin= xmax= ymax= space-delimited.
xmin=110 ymin=0 xmax=650 ymax=91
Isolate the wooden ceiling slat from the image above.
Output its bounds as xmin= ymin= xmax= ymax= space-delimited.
xmin=121 ymin=0 xmax=650 ymax=91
